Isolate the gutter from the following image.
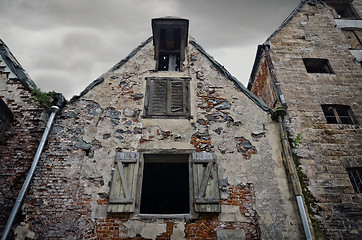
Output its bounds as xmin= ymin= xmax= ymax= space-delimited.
xmin=263 ymin=45 xmax=288 ymax=109
xmin=1 ymin=105 xmax=60 ymax=240
xmin=258 ymin=43 xmax=312 ymax=239
xmin=278 ymin=115 xmax=313 ymax=240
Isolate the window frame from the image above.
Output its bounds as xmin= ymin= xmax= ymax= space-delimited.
xmin=346 ymin=167 xmax=362 ymax=193
xmin=137 ymin=152 xmax=196 ymax=219
xmin=107 ymin=151 xmax=221 ymax=219
xmin=303 ymin=58 xmax=334 ymax=74
xmin=0 ymin=97 xmax=13 ymax=140
xmin=321 ymin=104 xmax=358 ymax=124
xmin=144 ymin=77 xmax=191 ymax=118
xmin=328 ymin=2 xmax=360 ymax=20
xmin=342 ymin=28 xmax=362 ymax=50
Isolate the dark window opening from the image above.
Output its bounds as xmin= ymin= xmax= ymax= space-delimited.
xmin=342 ymin=29 xmax=362 ymax=49
xmin=346 ymin=167 xmax=362 ymax=193
xmin=140 ymin=154 xmax=190 ymax=214
xmin=321 ymin=104 xmax=357 ymax=124
xmin=303 ymin=58 xmax=334 ymax=74
xmin=160 ymin=28 xmax=181 ymax=50
xmin=328 ymin=3 xmax=359 ymax=19
xmin=157 ymin=28 xmax=182 ymax=72
xmin=0 ymin=98 xmax=13 ymax=140
xmin=158 ymin=52 xmax=181 ymax=71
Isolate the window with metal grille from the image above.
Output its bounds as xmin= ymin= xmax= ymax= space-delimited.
xmin=144 ymin=77 xmax=190 ymax=118
xmin=303 ymin=58 xmax=334 ymax=74
xmin=346 ymin=167 xmax=362 ymax=193
xmin=321 ymin=104 xmax=357 ymax=124
xmin=342 ymin=29 xmax=362 ymax=49
xmin=0 ymin=98 xmax=13 ymax=140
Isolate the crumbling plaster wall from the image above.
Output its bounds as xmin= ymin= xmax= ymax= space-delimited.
xmin=17 ymin=41 xmax=301 ymax=239
xmin=261 ymin=1 xmax=362 ymax=239
xmin=0 ymin=73 xmax=45 ymax=238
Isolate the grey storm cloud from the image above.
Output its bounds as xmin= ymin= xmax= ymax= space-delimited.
xmin=0 ymin=0 xmax=300 ymax=99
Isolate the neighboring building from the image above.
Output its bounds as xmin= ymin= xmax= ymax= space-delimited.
xmin=0 ymin=40 xmax=46 ymax=237
xmin=4 ymin=18 xmax=305 ymax=239
xmin=248 ymin=0 xmax=362 ymax=239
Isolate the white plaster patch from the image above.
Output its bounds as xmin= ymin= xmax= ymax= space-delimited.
xmin=171 ymin=222 xmax=186 ymax=240
xmin=14 ymin=223 xmax=35 ymax=240
xmin=123 ymin=220 xmax=167 ymax=239
xmin=140 ymin=222 xmax=167 ymax=239
xmin=219 ymin=205 xmax=248 ymax=222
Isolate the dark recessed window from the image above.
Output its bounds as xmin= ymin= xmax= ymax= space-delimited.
xmin=152 ymin=18 xmax=189 ymax=72
xmin=328 ymin=3 xmax=359 ymax=19
xmin=342 ymin=29 xmax=362 ymax=49
xmin=144 ymin=77 xmax=190 ymax=118
xmin=321 ymin=104 xmax=357 ymax=124
xmin=140 ymin=154 xmax=190 ymax=214
xmin=303 ymin=58 xmax=334 ymax=74
xmin=346 ymin=167 xmax=362 ymax=193
xmin=0 ymin=98 xmax=13 ymax=140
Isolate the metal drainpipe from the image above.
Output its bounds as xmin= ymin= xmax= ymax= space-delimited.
xmin=263 ymin=44 xmax=313 ymax=239
xmin=278 ymin=115 xmax=312 ymax=240
xmin=264 ymin=45 xmax=288 ymax=109
xmin=1 ymin=105 xmax=60 ymax=240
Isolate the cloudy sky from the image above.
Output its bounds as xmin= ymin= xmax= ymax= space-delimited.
xmin=0 ymin=0 xmax=300 ymax=100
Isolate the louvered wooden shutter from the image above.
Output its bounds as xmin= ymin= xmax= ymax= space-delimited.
xmin=145 ymin=77 xmax=190 ymax=117
xmin=169 ymin=79 xmax=189 ymax=115
xmin=149 ymin=79 xmax=167 ymax=115
xmin=192 ymin=152 xmax=221 ymax=212
xmin=107 ymin=152 xmax=140 ymax=213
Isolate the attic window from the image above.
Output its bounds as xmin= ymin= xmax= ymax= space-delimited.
xmin=342 ymin=29 xmax=362 ymax=49
xmin=152 ymin=18 xmax=189 ymax=72
xmin=0 ymin=98 xmax=13 ymax=140
xmin=346 ymin=167 xmax=362 ymax=193
xmin=303 ymin=58 xmax=334 ymax=74
xmin=321 ymin=104 xmax=357 ymax=124
xmin=144 ymin=77 xmax=190 ymax=118
xmin=328 ymin=2 xmax=359 ymax=19
xmin=140 ymin=154 xmax=190 ymax=214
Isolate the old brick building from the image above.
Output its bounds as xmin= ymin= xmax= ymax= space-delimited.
xmin=248 ymin=0 xmax=362 ymax=239
xmin=0 ymin=39 xmax=48 ymax=238
xmin=2 ymin=1 xmax=361 ymax=239
xmin=1 ymin=17 xmax=306 ymax=239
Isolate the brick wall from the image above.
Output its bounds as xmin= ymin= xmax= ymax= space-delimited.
xmin=0 ymin=74 xmax=45 ymax=237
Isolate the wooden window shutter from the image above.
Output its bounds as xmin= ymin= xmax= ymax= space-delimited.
xmin=145 ymin=77 xmax=190 ymax=117
xmin=169 ymin=79 xmax=189 ymax=115
xmin=192 ymin=152 xmax=221 ymax=212
xmin=149 ymin=79 xmax=167 ymax=115
xmin=107 ymin=152 xmax=140 ymax=213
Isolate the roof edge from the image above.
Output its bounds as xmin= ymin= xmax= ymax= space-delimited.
xmin=264 ymin=0 xmax=314 ymax=45
xmin=0 ymin=39 xmax=36 ymax=91
xmin=69 ymin=37 xmax=153 ymax=103
xmin=189 ymin=40 xmax=270 ymax=112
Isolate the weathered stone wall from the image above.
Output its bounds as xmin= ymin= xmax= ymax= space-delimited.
xmin=0 ymin=73 xmax=45 ymax=238
xmin=250 ymin=1 xmax=362 ymax=239
xmin=15 ymin=40 xmax=302 ymax=239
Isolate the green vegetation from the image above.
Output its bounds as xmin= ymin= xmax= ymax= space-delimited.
xmin=30 ymin=87 xmax=57 ymax=110
xmin=290 ymin=132 xmax=326 ymax=239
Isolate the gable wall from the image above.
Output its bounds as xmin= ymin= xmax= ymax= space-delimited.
xmin=14 ymin=41 xmax=302 ymax=239
xmin=250 ymin=1 xmax=362 ymax=239
xmin=0 ymin=72 xmax=45 ymax=238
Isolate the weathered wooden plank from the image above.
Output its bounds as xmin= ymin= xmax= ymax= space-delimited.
xmin=192 ymin=152 xmax=221 ymax=213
